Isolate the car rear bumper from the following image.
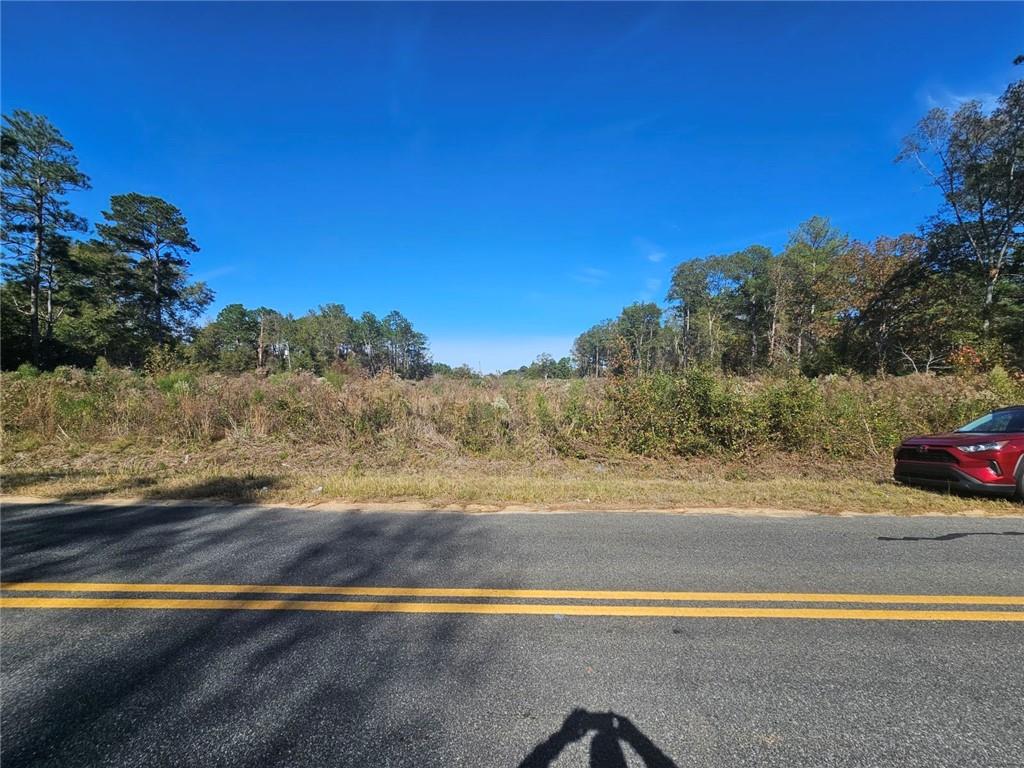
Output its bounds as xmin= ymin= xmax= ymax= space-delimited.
xmin=894 ymin=463 xmax=1016 ymax=496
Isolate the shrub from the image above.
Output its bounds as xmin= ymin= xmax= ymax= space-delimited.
xmin=156 ymin=370 xmax=197 ymax=395
xmin=3 ymin=366 xmax=1022 ymax=463
xmin=144 ymin=344 xmax=190 ymax=375
xmin=755 ymin=377 xmax=823 ymax=450
xmin=13 ymin=362 xmax=40 ymax=379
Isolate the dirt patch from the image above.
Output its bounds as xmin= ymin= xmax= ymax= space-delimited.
xmin=3 ymin=493 xmax=1020 ymax=519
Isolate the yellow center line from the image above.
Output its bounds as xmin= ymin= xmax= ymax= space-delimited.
xmin=2 ymin=596 xmax=1023 ymax=621
xmin=1 ymin=581 xmax=1023 ymax=606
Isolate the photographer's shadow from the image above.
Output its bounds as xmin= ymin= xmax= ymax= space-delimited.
xmin=518 ymin=708 xmax=678 ymax=768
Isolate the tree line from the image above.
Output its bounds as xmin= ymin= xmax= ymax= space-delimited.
xmin=572 ymin=80 xmax=1024 ymax=377
xmin=193 ymin=303 xmax=430 ymax=378
xmin=3 ymin=77 xmax=1021 ymax=380
xmin=1 ymin=110 xmax=215 ymax=369
xmin=0 ymin=110 xmax=432 ymax=378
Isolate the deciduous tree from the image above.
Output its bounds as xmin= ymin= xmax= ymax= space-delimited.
xmin=898 ymin=80 xmax=1024 ymax=336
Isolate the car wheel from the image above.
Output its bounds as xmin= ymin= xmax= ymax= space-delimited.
xmin=1017 ymin=463 xmax=1024 ymax=503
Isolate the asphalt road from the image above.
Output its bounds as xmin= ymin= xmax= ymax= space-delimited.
xmin=2 ymin=500 xmax=1023 ymax=768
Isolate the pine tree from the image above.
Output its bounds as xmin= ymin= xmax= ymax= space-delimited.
xmin=1 ymin=110 xmax=90 ymax=365
xmin=96 ymin=193 xmax=212 ymax=349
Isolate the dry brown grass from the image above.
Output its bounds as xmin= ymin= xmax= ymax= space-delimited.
xmin=2 ymin=368 xmax=1022 ymax=515
xmin=3 ymin=436 xmax=1020 ymax=515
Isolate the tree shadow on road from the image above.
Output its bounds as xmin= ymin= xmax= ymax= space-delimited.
xmin=877 ymin=531 xmax=1024 ymax=541
xmin=0 ymin=499 xmax=511 ymax=767
xmin=518 ymin=709 xmax=679 ymax=768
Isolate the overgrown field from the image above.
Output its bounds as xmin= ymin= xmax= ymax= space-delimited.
xmin=3 ymin=366 xmax=1023 ymax=514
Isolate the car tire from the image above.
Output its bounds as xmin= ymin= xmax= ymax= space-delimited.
xmin=1017 ymin=462 xmax=1024 ymax=503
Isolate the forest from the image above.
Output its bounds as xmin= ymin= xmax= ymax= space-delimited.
xmin=572 ymin=80 xmax=1024 ymax=379
xmin=2 ymin=79 xmax=1022 ymax=379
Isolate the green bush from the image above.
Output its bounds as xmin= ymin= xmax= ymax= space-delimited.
xmin=13 ymin=362 xmax=40 ymax=379
xmin=3 ymin=366 xmax=1022 ymax=462
xmin=756 ymin=377 xmax=823 ymax=450
xmin=433 ymin=398 xmax=512 ymax=453
xmin=144 ymin=344 xmax=190 ymax=375
xmin=156 ymin=370 xmax=197 ymax=395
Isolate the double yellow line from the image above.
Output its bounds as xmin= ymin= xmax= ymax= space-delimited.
xmin=2 ymin=581 xmax=1024 ymax=621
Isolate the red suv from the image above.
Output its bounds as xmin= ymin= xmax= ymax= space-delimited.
xmin=894 ymin=406 xmax=1024 ymax=500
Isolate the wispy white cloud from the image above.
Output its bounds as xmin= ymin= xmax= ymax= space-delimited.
xmin=639 ymin=277 xmax=663 ymax=301
xmin=429 ymin=335 xmax=575 ymax=373
xmin=194 ymin=265 xmax=236 ymax=282
xmin=919 ymin=85 xmax=999 ymax=113
xmin=634 ymin=237 xmax=666 ymax=263
xmin=590 ymin=4 xmax=674 ymax=63
xmin=572 ymin=267 xmax=609 ymax=285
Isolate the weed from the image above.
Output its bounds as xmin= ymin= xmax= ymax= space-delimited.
xmin=3 ymin=367 xmax=1022 ymax=468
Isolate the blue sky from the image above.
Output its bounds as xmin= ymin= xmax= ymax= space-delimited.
xmin=2 ymin=2 xmax=1021 ymax=371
